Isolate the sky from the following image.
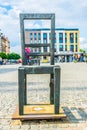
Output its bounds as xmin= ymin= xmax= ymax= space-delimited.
xmin=0 ymin=0 xmax=87 ymax=55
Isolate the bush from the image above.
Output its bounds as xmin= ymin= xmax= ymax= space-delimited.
xmin=0 ymin=52 xmax=7 ymax=59
xmin=7 ymin=53 xmax=20 ymax=60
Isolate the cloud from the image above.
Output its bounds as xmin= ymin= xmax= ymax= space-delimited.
xmin=0 ymin=6 xmax=7 ymax=14
xmin=80 ymin=37 xmax=87 ymax=51
xmin=10 ymin=45 xmax=21 ymax=55
xmin=0 ymin=0 xmax=87 ymax=53
xmin=80 ymin=37 xmax=87 ymax=43
xmin=80 ymin=43 xmax=87 ymax=51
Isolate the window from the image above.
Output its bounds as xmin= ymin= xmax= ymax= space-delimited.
xmin=34 ymin=39 xmax=37 ymax=43
xmin=30 ymin=39 xmax=32 ymax=43
xmin=54 ymin=44 xmax=56 ymax=52
xmin=43 ymin=47 xmax=47 ymax=52
xmin=75 ymin=33 xmax=78 ymax=43
xmin=59 ymin=33 xmax=63 ymax=43
xmin=43 ymin=33 xmax=47 ymax=39
xmin=38 ymin=39 xmax=41 ymax=43
xmin=70 ymin=33 xmax=74 ymax=43
xmin=34 ymin=48 xmax=37 ymax=52
xmin=43 ymin=33 xmax=47 ymax=44
xmin=59 ymin=45 xmax=63 ymax=51
xmin=30 ymin=33 xmax=32 ymax=38
xmin=70 ymin=45 xmax=74 ymax=52
xmin=54 ymin=33 xmax=56 ymax=43
xmin=65 ymin=33 xmax=67 ymax=43
xmin=43 ymin=39 xmax=47 ymax=44
xmin=38 ymin=33 xmax=41 ymax=40
xmin=34 ymin=33 xmax=37 ymax=39
xmin=65 ymin=45 xmax=67 ymax=51
xmin=76 ymin=45 xmax=78 ymax=52
xmin=49 ymin=33 xmax=51 ymax=39
xmin=39 ymin=48 xmax=41 ymax=52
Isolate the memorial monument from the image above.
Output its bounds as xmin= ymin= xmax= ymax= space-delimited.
xmin=12 ymin=13 xmax=66 ymax=120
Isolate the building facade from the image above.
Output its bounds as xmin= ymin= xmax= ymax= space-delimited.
xmin=25 ymin=28 xmax=80 ymax=62
xmin=0 ymin=34 xmax=10 ymax=54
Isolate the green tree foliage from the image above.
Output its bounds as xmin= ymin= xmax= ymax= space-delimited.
xmin=0 ymin=52 xmax=7 ymax=59
xmin=80 ymin=49 xmax=86 ymax=53
xmin=7 ymin=53 xmax=20 ymax=60
xmin=84 ymin=53 xmax=87 ymax=58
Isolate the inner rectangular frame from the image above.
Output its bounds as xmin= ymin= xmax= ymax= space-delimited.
xmin=20 ymin=13 xmax=55 ymax=65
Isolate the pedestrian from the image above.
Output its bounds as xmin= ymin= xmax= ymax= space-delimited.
xmin=0 ymin=57 xmax=2 ymax=65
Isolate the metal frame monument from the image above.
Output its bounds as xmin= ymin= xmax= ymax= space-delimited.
xmin=12 ymin=13 xmax=66 ymax=120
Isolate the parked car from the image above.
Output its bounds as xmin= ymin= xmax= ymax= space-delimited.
xmin=18 ymin=59 xmax=22 ymax=63
xmin=42 ymin=59 xmax=49 ymax=63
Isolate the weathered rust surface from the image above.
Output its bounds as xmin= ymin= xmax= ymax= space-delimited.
xmin=12 ymin=105 xmax=66 ymax=120
xmin=17 ymin=13 xmax=62 ymax=118
xmin=18 ymin=65 xmax=61 ymax=115
xmin=20 ymin=13 xmax=55 ymax=65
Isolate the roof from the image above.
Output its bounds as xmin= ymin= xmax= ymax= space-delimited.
xmin=25 ymin=28 xmax=79 ymax=31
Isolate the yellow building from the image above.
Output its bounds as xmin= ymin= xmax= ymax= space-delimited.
xmin=65 ymin=29 xmax=80 ymax=52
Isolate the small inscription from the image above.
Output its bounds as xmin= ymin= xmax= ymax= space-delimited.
xmin=33 ymin=107 xmax=43 ymax=111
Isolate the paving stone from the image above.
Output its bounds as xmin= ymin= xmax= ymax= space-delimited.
xmin=0 ymin=63 xmax=87 ymax=129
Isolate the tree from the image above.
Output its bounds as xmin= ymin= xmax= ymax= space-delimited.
xmin=0 ymin=52 xmax=7 ymax=59
xmin=80 ymin=49 xmax=86 ymax=54
xmin=7 ymin=53 xmax=20 ymax=60
xmin=84 ymin=53 xmax=87 ymax=58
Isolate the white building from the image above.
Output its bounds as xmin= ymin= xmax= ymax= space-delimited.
xmin=25 ymin=28 xmax=80 ymax=62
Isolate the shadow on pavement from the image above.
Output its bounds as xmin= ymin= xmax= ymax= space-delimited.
xmin=63 ymin=106 xmax=87 ymax=123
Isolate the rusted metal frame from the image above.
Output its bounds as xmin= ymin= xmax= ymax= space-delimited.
xmin=18 ymin=65 xmax=60 ymax=115
xmin=50 ymin=14 xmax=55 ymax=104
xmin=19 ymin=14 xmax=60 ymax=116
xmin=20 ymin=16 xmax=26 ymax=65
xmin=27 ymin=52 xmax=50 ymax=56
xmin=54 ymin=67 xmax=61 ymax=114
xmin=25 ymin=43 xmax=50 ymax=47
xmin=19 ymin=65 xmax=60 ymax=74
xmin=20 ymin=13 xmax=55 ymax=65
xmin=20 ymin=13 xmax=55 ymax=20
xmin=18 ymin=68 xmax=25 ymax=115
xmin=50 ymin=14 xmax=55 ymax=65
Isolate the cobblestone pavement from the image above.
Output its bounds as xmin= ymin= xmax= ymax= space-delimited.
xmin=0 ymin=63 xmax=87 ymax=130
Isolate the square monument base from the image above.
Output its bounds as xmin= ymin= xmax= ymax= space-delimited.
xmin=12 ymin=105 xmax=66 ymax=120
